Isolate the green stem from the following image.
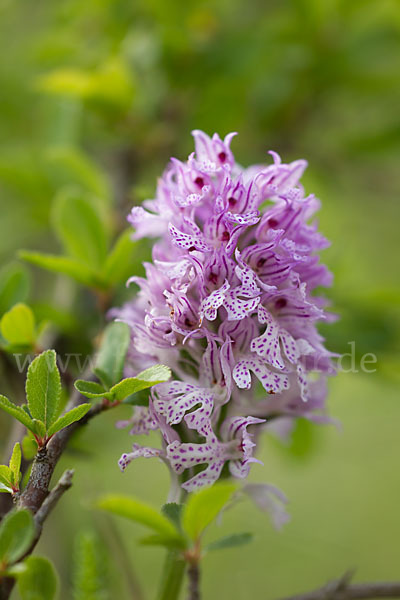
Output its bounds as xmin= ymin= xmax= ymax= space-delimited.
xmin=156 ymin=550 xmax=186 ymax=600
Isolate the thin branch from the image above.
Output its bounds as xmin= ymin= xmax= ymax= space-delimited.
xmin=34 ymin=469 xmax=74 ymax=531
xmin=0 ymin=470 xmax=75 ymax=600
xmin=187 ymin=562 xmax=200 ymax=600
xmin=280 ymin=573 xmax=400 ymax=600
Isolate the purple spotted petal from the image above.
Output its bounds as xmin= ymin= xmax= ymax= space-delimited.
xmin=250 ymin=318 xmax=285 ymax=370
xmin=224 ymin=293 xmax=260 ymax=321
xmin=166 ymin=439 xmax=220 ymax=474
xmin=233 ymin=356 xmax=289 ymax=393
xmin=118 ymin=444 xmax=162 ymax=472
xmin=225 ymin=211 xmax=260 ymax=226
xmin=297 ymin=363 xmax=309 ymax=402
xmin=199 ymin=280 xmax=230 ymax=322
xmin=280 ymin=329 xmax=300 ymax=364
xmin=169 ymin=224 xmax=211 ymax=252
xmin=153 ymin=382 xmax=214 ymax=433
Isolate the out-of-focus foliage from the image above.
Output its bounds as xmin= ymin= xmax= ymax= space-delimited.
xmin=72 ymin=531 xmax=109 ymax=600
xmin=0 ymin=0 xmax=399 ymax=362
xmin=0 ymin=509 xmax=35 ymax=567
xmin=0 ymin=0 xmax=399 ymax=598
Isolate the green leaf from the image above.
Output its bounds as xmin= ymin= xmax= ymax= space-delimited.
xmin=97 ymin=495 xmax=181 ymax=541
xmin=0 ymin=395 xmax=35 ymax=430
xmin=110 ymin=365 xmax=171 ymax=401
xmin=94 ymin=322 xmax=130 ymax=388
xmin=0 ymin=466 xmax=13 ymax=493
xmin=136 ymin=365 xmax=172 ymax=383
xmin=205 ymin=532 xmax=253 ymax=552
xmin=9 ymin=442 xmax=21 ymax=487
xmin=0 ymin=263 xmax=30 ymax=316
xmin=26 ymin=350 xmax=61 ymax=430
xmin=52 ymin=189 xmax=108 ymax=269
xmin=0 ymin=466 xmax=12 ymax=482
xmin=0 ymin=509 xmax=35 ymax=566
xmin=74 ymin=380 xmax=113 ymax=400
xmin=0 ymin=303 xmax=35 ymax=347
xmin=47 ymin=403 xmax=91 ymax=436
xmin=103 ymin=230 xmax=137 ymax=286
xmin=161 ymin=503 xmax=184 ymax=532
xmin=17 ymin=556 xmax=58 ymax=600
xmin=182 ymin=482 xmax=237 ymax=541
xmin=19 ymin=251 xmax=101 ymax=288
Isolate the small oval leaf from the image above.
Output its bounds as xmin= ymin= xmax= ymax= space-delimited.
xmin=9 ymin=442 xmax=21 ymax=486
xmin=17 ymin=556 xmax=58 ymax=600
xmin=0 ymin=303 xmax=35 ymax=347
xmin=110 ymin=365 xmax=171 ymax=401
xmin=47 ymin=404 xmax=91 ymax=436
xmin=25 ymin=350 xmax=61 ymax=430
xmin=0 ymin=509 xmax=35 ymax=565
xmin=97 ymin=494 xmax=180 ymax=541
xmin=182 ymin=482 xmax=237 ymax=541
xmin=0 ymin=466 xmax=13 ymax=492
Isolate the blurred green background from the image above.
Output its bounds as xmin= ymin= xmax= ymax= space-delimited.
xmin=0 ymin=0 xmax=399 ymax=598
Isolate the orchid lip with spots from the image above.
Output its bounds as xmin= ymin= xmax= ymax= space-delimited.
xmin=112 ymin=130 xmax=336 ymax=518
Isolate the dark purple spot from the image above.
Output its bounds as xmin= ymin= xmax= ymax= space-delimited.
xmin=188 ymin=246 xmax=196 ymax=252
xmin=275 ymin=298 xmax=287 ymax=309
xmin=221 ymin=231 xmax=230 ymax=242
xmin=256 ymin=258 xmax=266 ymax=268
xmin=228 ymin=197 xmax=237 ymax=207
xmin=194 ymin=176 xmax=204 ymax=188
xmin=269 ymin=218 xmax=279 ymax=228
xmin=184 ymin=317 xmax=195 ymax=327
xmin=218 ymin=151 xmax=227 ymax=163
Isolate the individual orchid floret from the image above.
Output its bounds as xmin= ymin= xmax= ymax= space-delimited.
xmin=118 ymin=443 xmax=163 ymax=472
xmin=152 ymin=381 xmax=214 ymax=434
xmin=166 ymin=417 xmax=265 ymax=492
